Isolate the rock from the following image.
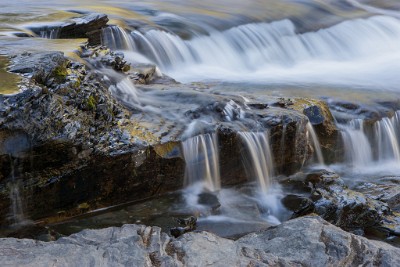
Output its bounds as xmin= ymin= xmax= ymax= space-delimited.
xmin=304 ymin=105 xmax=325 ymax=125
xmin=294 ymin=99 xmax=339 ymax=163
xmin=0 ymin=216 xmax=399 ymax=266
xmin=9 ymin=52 xmax=68 ymax=85
xmin=29 ymin=13 xmax=109 ymax=45
xmin=129 ymin=63 xmax=157 ymax=84
xmin=355 ymin=181 xmax=400 ymax=212
xmin=289 ymin=170 xmax=399 ymax=238
xmin=0 ymin=49 xmax=333 ymax=228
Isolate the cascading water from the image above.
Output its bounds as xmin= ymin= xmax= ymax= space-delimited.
xmin=339 ymin=112 xmax=400 ymax=169
xmin=181 ymin=133 xmax=221 ymax=192
xmin=102 ymin=16 xmax=400 ymax=89
xmin=8 ymin=157 xmax=25 ymax=226
xmin=306 ymin=122 xmax=324 ymax=165
xmin=340 ymin=119 xmax=373 ymax=168
xmin=374 ymin=116 xmax=400 ymax=161
xmin=238 ymin=131 xmax=274 ymax=194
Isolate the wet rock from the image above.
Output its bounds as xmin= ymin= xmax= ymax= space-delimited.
xmin=270 ymin=97 xmax=294 ymax=108
xmin=197 ymin=192 xmax=220 ymax=209
xmin=292 ymin=170 xmax=396 ymax=234
xmin=356 ymin=182 xmax=400 ymax=212
xmin=9 ymin=52 xmax=68 ymax=85
xmin=304 ymin=105 xmax=325 ymax=125
xmin=294 ymin=99 xmax=339 ymax=163
xmin=170 ymin=216 xmax=197 ymax=238
xmin=1 ymin=216 xmax=398 ymax=266
xmin=30 ymin=13 xmax=109 ymax=45
xmin=281 ymin=194 xmax=315 ymax=217
xmin=129 ymin=63 xmax=157 ymax=84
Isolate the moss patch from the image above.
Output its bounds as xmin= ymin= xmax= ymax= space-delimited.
xmin=86 ymin=95 xmax=97 ymax=111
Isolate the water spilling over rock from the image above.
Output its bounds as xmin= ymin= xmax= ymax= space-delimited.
xmin=239 ymin=132 xmax=274 ymax=194
xmin=306 ymin=122 xmax=324 ymax=165
xmin=339 ymin=112 xmax=400 ymax=169
xmin=182 ymin=134 xmax=221 ymax=192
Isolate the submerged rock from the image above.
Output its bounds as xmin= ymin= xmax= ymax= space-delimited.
xmin=0 ymin=216 xmax=398 ymax=266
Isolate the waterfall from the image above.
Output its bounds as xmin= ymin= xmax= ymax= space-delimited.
xmin=306 ymin=122 xmax=324 ymax=165
xmin=339 ymin=113 xmax=400 ymax=167
xmin=101 ymin=16 xmax=400 ymax=88
xmin=239 ymin=132 xmax=274 ymax=194
xmin=40 ymin=27 xmax=60 ymax=39
xmin=340 ymin=119 xmax=373 ymax=167
xmin=7 ymin=156 xmax=26 ymax=226
xmin=182 ymin=134 xmax=221 ymax=192
xmin=374 ymin=116 xmax=400 ymax=161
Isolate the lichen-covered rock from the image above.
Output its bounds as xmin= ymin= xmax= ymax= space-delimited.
xmin=0 ymin=216 xmax=399 ymax=267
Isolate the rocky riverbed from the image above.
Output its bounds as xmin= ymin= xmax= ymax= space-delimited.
xmin=1 ymin=7 xmax=400 ymax=266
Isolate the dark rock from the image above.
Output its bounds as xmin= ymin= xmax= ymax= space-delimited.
xmin=281 ymin=194 xmax=315 ymax=217
xmin=30 ymin=13 xmax=109 ymax=45
xmin=247 ymin=103 xmax=268 ymax=110
xmin=304 ymin=105 xmax=325 ymax=125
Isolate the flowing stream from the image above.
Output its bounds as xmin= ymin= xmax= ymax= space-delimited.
xmin=2 ymin=0 xmax=400 ymax=239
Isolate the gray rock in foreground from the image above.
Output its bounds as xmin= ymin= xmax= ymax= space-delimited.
xmin=0 ymin=216 xmax=399 ymax=267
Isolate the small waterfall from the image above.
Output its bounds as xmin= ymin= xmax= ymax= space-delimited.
xmin=40 ymin=27 xmax=61 ymax=39
xmin=102 ymin=26 xmax=136 ymax=50
xmin=7 ymin=156 xmax=26 ymax=226
xmin=239 ymin=132 xmax=274 ymax=194
xmin=182 ymin=133 xmax=221 ymax=192
xmin=340 ymin=119 xmax=373 ymax=167
xmin=339 ymin=113 xmax=400 ymax=168
xmin=374 ymin=116 xmax=400 ymax=161
xmin=306 ymin=122 xmax=324 ymax=165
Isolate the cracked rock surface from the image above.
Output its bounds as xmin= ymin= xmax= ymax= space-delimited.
xmin=0 ymin=216 xmax=399 ymax=267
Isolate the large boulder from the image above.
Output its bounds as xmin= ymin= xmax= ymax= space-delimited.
xmin=0 ymin=216 xmax=398 ymax=266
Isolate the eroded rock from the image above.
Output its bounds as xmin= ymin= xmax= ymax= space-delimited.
xmin=0 ymin=216 xmax=398 ymax=266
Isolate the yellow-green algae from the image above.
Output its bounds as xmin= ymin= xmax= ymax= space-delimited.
xmin=0 ymin=55 xmax=20 ymax=95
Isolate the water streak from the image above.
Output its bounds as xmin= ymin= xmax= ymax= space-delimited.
xmin=374 ymin=116 xmax=400 ymax=161
xmin=8 ymin=157 xmax=26 ymax=226
xmin=340 ymin=119 xmax=373 ymax=168
xmin=239 ymin=132 xmax=274 ymax=194
xmin=306 ymin=122 xmax=324 ymax=165
xmin=182 ymin=134 xmax=221 ymax=191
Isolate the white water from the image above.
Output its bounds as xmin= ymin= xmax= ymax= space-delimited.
xmin=8 ymin=157 xmax=26 ymax=226
xmin=306 ymin=122 xmax=324 ymax=165
xmin=374 ymin=113 xmax=400 ymax=161
xmin=339 ymin=112 xmax=400 ymax=171
xmin=239 ymin=132 xmax=274 ymax=194
xmin=181 ymin=134 xmax=221 ymax=192
xmin=340 ymin=119 xmax=373 ymax=168
xmin=103 ymin=16 xmax=400 ymax=89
